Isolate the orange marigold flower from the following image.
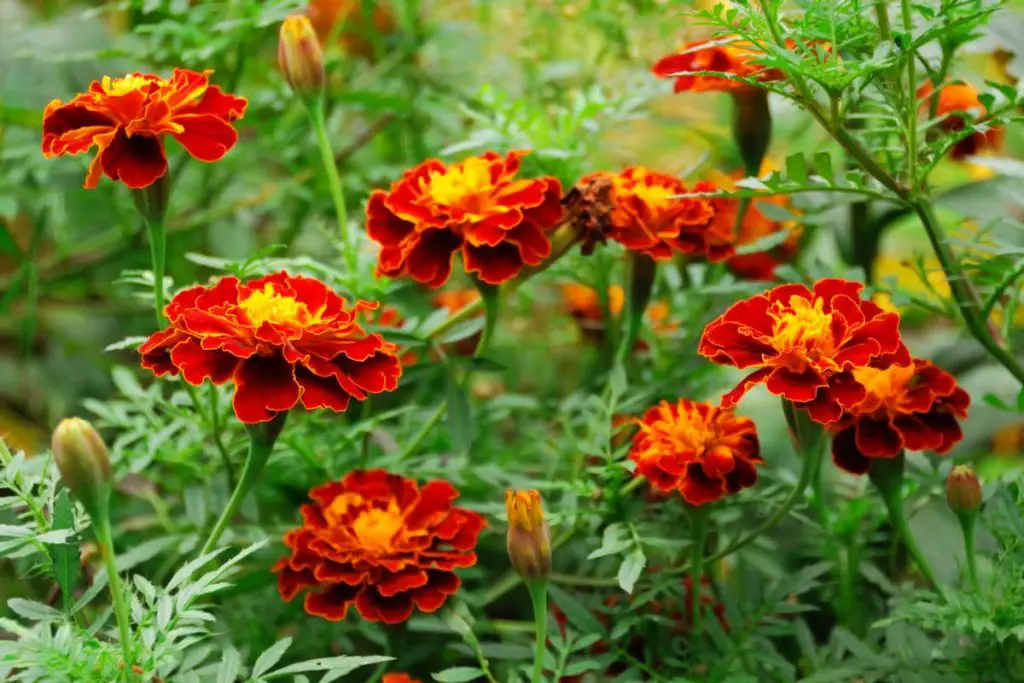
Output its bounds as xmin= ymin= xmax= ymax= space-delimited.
xmin=273 ymin=469 xmax=485 ymax=624
xmin=699 ymin=279 xmax=909 ymax=425
xmin=138 ymin=271 xmax=401 ymax=424
xmin=433 ymin=288 xmax=480 ymax=314
xmin=560 ymin=283 xmax=677 ymax=344
xmin=42 ymin=69 xmax=247 ymax=189
xmin=830 ymin=359 xmax=970 ymax=475
xmin=382 ymin=676 xmax=421 ymax=683
xmin=917 ymin=82 xmax=1003 ymax=159
xmin=630 ymin=399 xmax=763 ymax=506
xmin=366 ymin=150 xmax=564 ymax=287
xmin=307 ymin=0 xmax=397 ymax=60
xmin=575 ymin=169 xmax=726 ymax=261
xmin=652 ymin=37 xmax=765 ymax=93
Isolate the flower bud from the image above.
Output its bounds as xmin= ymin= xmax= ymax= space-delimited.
xmin=946 ymin=465 xmax=983 ymax=516
xmin=278 ymin=15 xmax=325 ymax=100
xmin=505 ymin=489 xmax=551 ymax=581
xmin=51 ymin=418 xmax=112 ymax=518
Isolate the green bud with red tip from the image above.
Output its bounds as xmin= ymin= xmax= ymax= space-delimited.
xmin=51 ymin=418 xmax=112 ymax=519
xmin=946 ymin=465 xmax=983 ymax=517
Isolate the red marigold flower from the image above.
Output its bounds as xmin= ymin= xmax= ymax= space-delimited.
xmin=273 ymin=469 xmax=485 ymax=624
xmin=830 ymin=359 xmax=970 ymax=475
xmin=575 ymin=168 xmax=726 ymax=261
xmin=138 ymin=271 xmax=401 ymax=424
xmin=365 ymin=150 xmax=564 ymax=287
xmin=363 ymin=304 xmax=419 ymax=366
xmin=699 ymin=279 xmax=910 ymax=424
xmin=652 ymin=37 xmax=766 ymax=93
xmin=630 ymin=399 xmax=763 ymax=505
xmin=918 ymin=82 xmax=1003 ymax=160
xmin=42 ymin=69 xmax=247 ymax=189
xmin=382 ymin=675 xmax=421 ymax=683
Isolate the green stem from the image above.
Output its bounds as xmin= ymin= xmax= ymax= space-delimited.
xmin=688 ymin=506 xmax=709 ymax=638
xmin=874 ymin=0 xmax=891 ymax=39
xmin=359 ymin=397 xmax=373 ymax=469
xmin=198 ymin=414 xmax=287 ymax=557
xmin=526 ymin=580 xmax=549 ymax=683
xmin=474 ymin=281 xmax=500 ymax=359
xmin=426 ymin=299 xmax=484 ymax=341
xmin=94 ymin=514 xmax=134 ymax=674
xmin=959 ymin=515 xmax=981 ymax=594
xmin=146 ymin=216 xmax=167 ymax=328
xmin=309 ymin=102 xmax=356 ymax=277
xmin=868 ymin=453 xmax=941 ymax=591
xmin=397 ymin=400 xmax=448 ymax=461
xmin=901 ymin=0 xmax=918 ymax=189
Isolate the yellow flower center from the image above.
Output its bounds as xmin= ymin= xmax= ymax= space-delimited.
xmin=505 ymin=490 xmax=543 ymax=532
xmin=852 ymin=363 xmax=916 ymax=411
xmin=102 ymin=74 xmax=165 ymax=96
xmin=351 ymin=503 xmax=405 ymax=554
xmin=628 ymin=180 xmax=676 ymax=211
xmin=768 ymin=296 xmax=837 ymax=371
xmin=642 ymin=402 xmax=716 ymax=456
xmin=424 ymin=158 xmax=496 ymax=213
xmin=239 ymin=284 xmax=320 ymax=328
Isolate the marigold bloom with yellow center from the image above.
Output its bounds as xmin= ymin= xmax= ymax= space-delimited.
xmin=699 ymin=279 xmax=909 ymax=425
xmin=42 ymin=68 xmax=247 ymax=189
xmin=917 ymin=82 xmax=1003 ymax=160
xmin=630 ymin=399 xmax=763 ymax=506
xmin=139 ymin=271 xmax=402 ymax=424
xmin=573 ymin=169 xmax=725 ymax=261
xmin=830 ymin=359 xmax=970 ymax=475
xmin=274 ymin=469 xmax=485 ymax=624
xmin=505 ymin=489 xmax=552 ymax=581
xmin=366 ymin=150 xmax=564 ymax=287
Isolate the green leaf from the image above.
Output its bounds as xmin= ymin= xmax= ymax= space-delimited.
xmin=734 ymin=228 xmax=794 ymax=256
xmin=431 ymin=667 xmax=487 ymax=682
xmin=813 ymin=151 xmax=834 ymax=182
xmin=617 ymin=549 xmax=646 ymax=594
xmin=785 ymin=153 xmax=809 ymax=185
xmin=266 ymin=655 xmax=393 ymax=679
xmin=216 ymin=647 xmax=240 ymax=683
xmin=445 ymin=372 xmax=473 ymax=455
xmin=7 ymin=598 xmax=62 ymax=622
xmin=548 ymin=585 xmax=607 ymax=636
xmin=252 ymin=638 xmax=293 ymax=678
xmin=49 ymin=490 xmax=80 ymax=612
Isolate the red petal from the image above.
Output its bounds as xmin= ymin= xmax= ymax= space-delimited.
xmin=171 ymin=113 xmax=239 ymax=162
xmin=169 ymin=338 xmax=239 ymax=385
xmin=232 ymin=354 xmax=301 ymax=424
xmin=305 ymin=583 xmax=361 ymax=621
xmin=462 ymin=242 xmax=524 ymax=285
xmin=99 ymin=129 xmax=168 ymax=189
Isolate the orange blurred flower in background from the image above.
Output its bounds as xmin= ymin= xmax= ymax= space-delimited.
xmin=560 ymin=283 xmax=677 ymax=345
xmin=652 ymin=37 xmax=765 ymax=93
xmin=699 ymin=279 xmax=909 ymax=424
xmin=366 ymin=150 xmax=564 ymax=287
xmin=574 ymin=168 xmax=727 ymax=261
xmin=139 ymin=272 xmax=402 ymax=424
xmin=274 ymin=469 xmax=485 ymax=624
xmin=830 ymin=359 xmax=970 ymax=475
xmin=42 ymin=69 xmax=247 ymax=189
xmin=630 ymin=399 xmax=763 ymax=505
xmin=307 ymin=0 xmax=397 ymax=59
xmin=382 ymin=676 xmax=421 ymax=683
xmin=917 ymin=82 xmax=1003 ymax=160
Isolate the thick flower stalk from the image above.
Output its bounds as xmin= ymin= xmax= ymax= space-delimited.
xmin=139 ymin=271 xmax=402 ymax=424
xmin=365 ymin=150 xmax=564 ymax=287
xmin=630 ymin=399 xmax=764 ymax=506
xmin=830 ymin=358 xmax=970 ymax=475
xmin=42 ymin=69 xmax=247 ymax=189
xmin=699 ymin=278 xmax=910 ymax=424
xmin=274 ymin=469 xmax=485 ymax=624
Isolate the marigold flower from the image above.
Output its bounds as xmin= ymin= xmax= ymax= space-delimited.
xmin=699 ymin=279 xmax=909 ymax=424
xmin=139 ymin=271 xmax=402 ymax=424
xmin=274 ymin=469 xmax=484 ymax=624
xmin=918 ymin=82 xmax=1003 ymax=159
xmin=279 ymin=15 xmax=325 ymax=98
xmin=574 ymin=169 xmax=726 ymax=261
xmin=42 ymin=69 xmax=247 ymax=189
xmin=382 ymin=676 xmax=420 ymax=683
xmin=560 ymin=283 xmax=677 ymax=346
xmin=433 ymin=288 xmax=480 ymax=314
xmin=630 ymin=399 xmax=763 ymax=506
xmin=307 ymin=0 xmax=397 ymax=59
xmin=365 ymin=150 xmax=564 ymax=287
xmin=652 ymin=37 xmax=766 ymax=93
xmin=830 ymin=359 xmax=970 ymax=475
xmin=363 ymin=304 xmax=418 ymax=366
xmin=51 ymin=417 xmax=112 ymax=518
xmin=505 ymin=489 xmax=552 ymax=581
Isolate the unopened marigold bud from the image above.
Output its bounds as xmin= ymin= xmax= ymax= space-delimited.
xmin=51 ymin=418 xmax=112 ymax=518
xmin=278 ymin=15 xmax=325 ymax=99
xmin=946 ymin=465 xmax=983 ymax=516
xmin=505 ymin=489 xmax=551 ymax=581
